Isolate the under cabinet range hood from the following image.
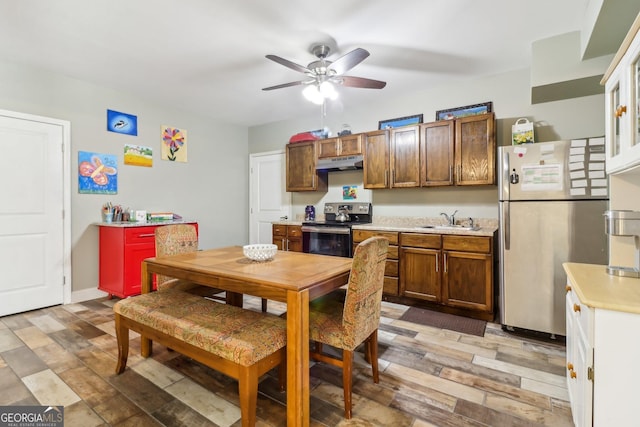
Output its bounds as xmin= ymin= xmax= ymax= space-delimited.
xmin=315 ymin=155 xmax=364 ymax=171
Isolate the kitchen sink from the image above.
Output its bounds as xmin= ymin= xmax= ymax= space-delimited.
xmin=422 ymin=225 xmax=480 ymax=231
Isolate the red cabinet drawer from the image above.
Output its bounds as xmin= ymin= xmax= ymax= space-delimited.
xmin=125 ymin=226 xmax=158 ymax=244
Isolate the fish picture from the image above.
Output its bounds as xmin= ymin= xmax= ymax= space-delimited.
xmin=107 ymin=109 xmax=138 ymax=136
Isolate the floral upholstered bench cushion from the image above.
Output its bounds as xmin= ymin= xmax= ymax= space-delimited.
xmin=113 ymin=290 xmax=286 ymax=366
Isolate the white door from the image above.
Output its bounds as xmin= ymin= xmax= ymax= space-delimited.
xmin=249 ymin=150 xmax=290 ymax=244
xmin=0 ymin=110 xmax=70 ymax=316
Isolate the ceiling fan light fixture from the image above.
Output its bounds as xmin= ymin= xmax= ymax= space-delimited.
xmin=302 ymin=84 xmax=324 ymax=104
xmin=319 ymin=81 xmax=338 ymax=100
xmin=303 ymin=82 xmax=338 ymax=104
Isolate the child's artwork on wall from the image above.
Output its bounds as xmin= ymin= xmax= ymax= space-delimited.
xmin=124 ymin=144 xmax=153 ymax=167
xmin=78 ymin=151 xmax=118 ymax=194
xmin=161 ymin=125 xmax=187 ymax=162
xmin=343 ymin=185 xmax=357 ymax=200
xmin=107 ymin=109 xmax=138 ymax=136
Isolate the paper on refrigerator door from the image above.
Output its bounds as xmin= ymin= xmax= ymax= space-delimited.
xmin=521 ymin=163 xmax=563 ymax=191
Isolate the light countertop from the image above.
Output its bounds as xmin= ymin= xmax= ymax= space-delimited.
xmin=272 ymin=216 xmax=498 ymax=236
xmin=93 ymin=219 xmax=197 ymax=228
xmin=564 ymin=262 xmax=640 ymax=314
xmin=352 ymin=223 xmax=497 ymax=237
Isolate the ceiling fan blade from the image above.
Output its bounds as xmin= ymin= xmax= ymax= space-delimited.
xmin=338 ymin=75 xmax=386 ymax=89
xmin=328 ymin=48 xmax=370 ymax=75
xmin=262 ymin=81 xmax=307 ymax=91
xmin=265 ymin=55 xmax=310 ymax=74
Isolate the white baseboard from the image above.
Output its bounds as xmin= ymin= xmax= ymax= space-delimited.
xmin=71 ymin=287 xmax=109 ymax=303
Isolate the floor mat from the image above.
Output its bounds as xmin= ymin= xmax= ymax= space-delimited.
xmin=399 ymin=306 xmax=487 ymax=337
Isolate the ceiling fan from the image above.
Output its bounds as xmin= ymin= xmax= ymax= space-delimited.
xmin=262 ymin=45 xmax=387 ymax=98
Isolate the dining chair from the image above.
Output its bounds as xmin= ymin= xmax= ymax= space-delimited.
xmin=155 ymin=224 xmax=269 ymax=311
xmin=308 ymin=235 xmax=389 ymax=419
xmin=155 ymin=224 xmax=226 ymax=301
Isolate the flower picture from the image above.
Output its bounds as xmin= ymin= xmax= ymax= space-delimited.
xmin=161 ymin=125 xmax=188 ymax=162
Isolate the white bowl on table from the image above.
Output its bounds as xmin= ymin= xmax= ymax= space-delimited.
xmin=243 ymin=244 xmax=278 ymax=261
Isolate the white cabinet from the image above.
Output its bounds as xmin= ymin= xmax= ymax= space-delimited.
xmin=565 ymin=286 xmax=593 ymax=427
xmin=603 ymin=15 xmax=640 ymax=174
xmin=565 ymin=273 xmax=640 ymax=426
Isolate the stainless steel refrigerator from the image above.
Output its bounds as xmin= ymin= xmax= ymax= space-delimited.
xmin=498 ymin=139 xmax=608 ymax=336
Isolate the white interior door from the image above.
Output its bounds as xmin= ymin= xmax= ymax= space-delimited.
xmin=249 ymin=150 xmax=290 ymax=244
xmin=0 ymin=110 xmax=70 ymax=316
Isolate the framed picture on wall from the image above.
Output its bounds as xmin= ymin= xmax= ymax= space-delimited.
xmin=435 ymin=102 xmax=492 ymax=121
xmin=378 ymin=114 xmax=423 ymax=130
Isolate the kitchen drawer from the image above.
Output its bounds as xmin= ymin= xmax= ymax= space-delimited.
xmin=383 ymin=276 xmax=399 ymax=296
xmin=288 ymin=225 xmax=302 ymax=237
xmin=272 ymin=225 xmax=287 ymax=237
xmin=567 ymin=286 xmax=593 ymax=338
xmin=385 ymin=259 xmax=398 ymax=277
xmin=443 ymin=235 xmax=491 ymax=253
xmin=387 ymin=245 xmax=399 ymax=260
xmin=125 ymin=226 xmax=158 ymax=244
xmin=353 ymin=229 xmax=398 ymax=245
xmin=400 ymin=232 xmax=441 ymax=249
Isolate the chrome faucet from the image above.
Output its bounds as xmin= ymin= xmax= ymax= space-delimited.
xmin=440 ymin=210 xmax=458 ymax=226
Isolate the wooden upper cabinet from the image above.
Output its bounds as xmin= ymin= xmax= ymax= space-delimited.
xmin=286 ymin=141 xmax=328 ymax=192
xmin=455 ymin=113 xmax=495 ymax=185
xmin=338 ymin=133 xmax=363 ymax=156
xmin=317 ymin=138 xmax=340 ymax=158
xmin=363 ymin=130 xmax=390 ymax=189
xmin=421 ymin=120 xmax=455 ymax=186
xmin=317 ymin=133 xmax=363 ymax=159
xmin=390 ymin=125 xmax=420 ymax=188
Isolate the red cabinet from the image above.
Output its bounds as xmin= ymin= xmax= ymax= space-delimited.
xmin=98 ymin=222 xmax=198 ymax=298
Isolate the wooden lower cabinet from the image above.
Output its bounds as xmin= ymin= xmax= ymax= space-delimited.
xmin=400 ymin=232 xmax=494 ymax=317
xmin=272 ymin=224 xmax=302 ymax=252
xmin=352 ymin=229 xmax=399 ymax=295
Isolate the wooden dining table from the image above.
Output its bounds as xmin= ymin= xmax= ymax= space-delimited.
xmin=139 ymin=246 xmax=353 ymax=426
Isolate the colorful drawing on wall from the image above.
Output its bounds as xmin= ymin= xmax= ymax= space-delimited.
xmin=78 ymin=151 xmax=118 ymax=194
xmin=343 ymin=185 xmax=357 ymax=200
xmin=161 ymin=125 xmax=187 ymax=162
xmin=124 ymin=144 xmax=153 ymax=167
xmin=107 ymin=109 xmax=138 ymax=136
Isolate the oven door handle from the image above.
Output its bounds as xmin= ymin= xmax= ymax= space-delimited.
xmin=301 ymin=226 xmax=351 ymax=235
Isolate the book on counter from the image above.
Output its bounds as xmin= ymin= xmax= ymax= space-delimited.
xmin=147 ymin=212 xmax=174 ymax=221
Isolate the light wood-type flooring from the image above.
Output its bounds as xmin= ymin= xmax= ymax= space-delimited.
xmin=0 ymin=295 xmax=573 ymax=426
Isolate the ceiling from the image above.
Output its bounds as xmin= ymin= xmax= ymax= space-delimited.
xmin=0 ymin=0 xmax=627 ymax=127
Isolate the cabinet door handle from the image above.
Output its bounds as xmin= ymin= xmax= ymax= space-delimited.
xmin=435 ymin=253 xmax=439 ymax=273
xmin=573 ymin=303 xmax=581 ymax=313
xmin=449 ymin=165 xmax=453 ymax=182
xmin=615 ymin=105 xmax=627 ymax=117
xmin=139 ymin=233 xmax=156 ymax=238
xmin=443 ymin=253 xmax=447 ymax=273
xmin=567 ymin=362 xmax=574 ymax=371
xmin=565 ymin=285 xmax=572 ymax=292
xmin=281 ymin=238 xmax=286 ymax=250
xmin=570 ymin=370 xmax=577 ymax=379
xmin=385 ymin=169 xmax=388 ymax=187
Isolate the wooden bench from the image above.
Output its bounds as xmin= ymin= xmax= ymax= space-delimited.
xmin=113 ymin=290 xmax=286 ymax=427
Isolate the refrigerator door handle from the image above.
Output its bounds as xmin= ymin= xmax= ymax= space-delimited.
xmin=503 ymin=201 xmax=510 ymax=250
xmin=501 ymin=151 xmax=510 ymax=201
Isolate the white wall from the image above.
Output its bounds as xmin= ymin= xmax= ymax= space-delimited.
xmin=0 ymin=59 xmax=249 ymax=294
xmin=249 ymin=67 xmax=605 ymax=220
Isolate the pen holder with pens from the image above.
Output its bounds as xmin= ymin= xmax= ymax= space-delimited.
xmin=102 ymin=210 xmax=113 ymax=223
